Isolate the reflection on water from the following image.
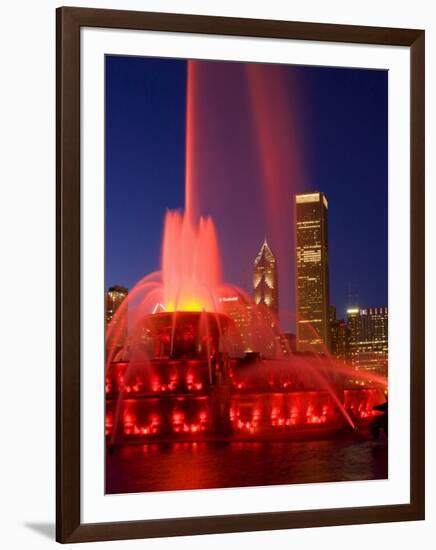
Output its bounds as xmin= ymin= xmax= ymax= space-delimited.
xmin=106 ymin=436 xmax=387 ymax=494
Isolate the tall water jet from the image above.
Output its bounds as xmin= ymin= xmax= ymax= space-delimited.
xmin=162 ymin=210 xmax=222 ymax=313
xmin=185 ymin=60 xmax=199 ymax=223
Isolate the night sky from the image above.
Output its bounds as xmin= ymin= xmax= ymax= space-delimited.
xmin=105 ymin=55 xmax=388 ymax=329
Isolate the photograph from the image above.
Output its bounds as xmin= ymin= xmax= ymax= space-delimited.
xmin=104 ymin=55 xmax=389 ymax=495
xmin=0 ymin=0 xmax=428 ymax=546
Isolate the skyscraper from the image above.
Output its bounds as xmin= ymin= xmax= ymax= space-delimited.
xmin=253 ymin=239 xmax=278 ymax=315
xmin=295 ymin=192 xmax=330 ymax=353
xmin=347 ymin=307 xmax=388 ymax=375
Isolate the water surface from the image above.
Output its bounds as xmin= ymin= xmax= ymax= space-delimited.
xmin=106 ymin=436 xmax=388 ymax=494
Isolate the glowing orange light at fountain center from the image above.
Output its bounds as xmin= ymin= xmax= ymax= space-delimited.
xmin=162 ymin=210 xmax=222 ymax=312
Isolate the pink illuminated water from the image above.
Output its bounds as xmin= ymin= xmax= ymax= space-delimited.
xmin=161 ymin=210 xmax=221 ymax=312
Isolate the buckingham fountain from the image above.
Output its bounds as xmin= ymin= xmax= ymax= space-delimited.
xmin=105 ymin=210 xmax=387 ymax=446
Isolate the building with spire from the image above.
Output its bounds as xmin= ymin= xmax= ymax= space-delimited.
xmin=253 ymin=239 xmax=278 ymax=315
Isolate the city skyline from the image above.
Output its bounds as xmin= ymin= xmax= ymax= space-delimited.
xmin=105 ymin=191 xmax=388 ymax=368
xmin=105 ymin=194 xmax=387 ymax=329
xmin=105 ymin=55 xmax=388 ymax=328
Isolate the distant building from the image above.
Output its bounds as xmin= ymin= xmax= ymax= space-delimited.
xmin=329 ymin=306 xmax=349 ymax=363
xmin=218 ymin=295 xmax=283 ymax=359
xmin=347 ymin=307 xmax=388 ymax=375
xmin=253 ymin=239 xmax=278 ymax=316
xmin=105 ymin=285 xmax=128 ymax=324
xmin=331 ymin=321 xmax=350 ymax=364
xmin=295 ymin=192 xmax=331 ymax=353
xmin=105 ymin=285 xmax=128 ymax=350
xmin=218 ymin=296 xmax=255 ymax=355
xmin=329 ymin=305 xmax=337 ymax=323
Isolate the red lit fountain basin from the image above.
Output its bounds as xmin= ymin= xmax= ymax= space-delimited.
xmin=106 ymin=312 xmax=386 ymax=443
xmin=106 ymin=387 xmax=386 ymax=442
xmin=146 ymin=310 xmax=232 ymax=361
xmin=106 ymin=310 xmax=232 ymax=396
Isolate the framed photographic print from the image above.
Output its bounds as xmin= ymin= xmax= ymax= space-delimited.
xmin=56 ymin=7 xmax=425 ymax=543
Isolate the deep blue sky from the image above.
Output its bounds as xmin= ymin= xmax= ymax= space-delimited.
xmin=105 ymin=55 xmax=388 ymax=325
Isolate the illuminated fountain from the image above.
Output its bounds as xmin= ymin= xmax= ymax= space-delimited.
xmin=105 ymin=207 xmax=386 ymax=443
xmin=105 ymin=60 xmax=387 ymax=444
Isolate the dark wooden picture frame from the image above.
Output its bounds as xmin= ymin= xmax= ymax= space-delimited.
xmin=56 ymin=6 xmax=425 ymax=543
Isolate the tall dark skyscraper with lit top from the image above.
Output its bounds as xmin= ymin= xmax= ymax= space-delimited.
xmin=253 ymin=239 xmax=278 ymax=315
xmin=295 ymin=192 xmax=331 ymax=353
